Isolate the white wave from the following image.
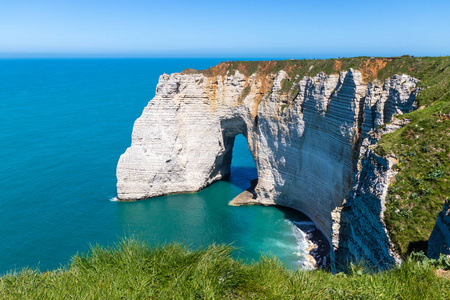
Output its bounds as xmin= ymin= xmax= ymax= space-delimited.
xmin=288 ymin=220 xmax=320 ymax=269
xmin=109 ymin=196 xmax=118 ymax=202
xmin=291 ymin=224 xmax=308 ymax=246
xmin=293 ymin=221 xmax=314 ymax=225
xmin=293 ymin=221 xmax=316 ymax=233
xmin=263 ymin=238 xmax=294 ymax=249
xmin=293 ymin=221 xmax=315 ymax=226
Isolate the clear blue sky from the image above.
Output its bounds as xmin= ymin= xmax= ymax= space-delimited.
xmin=1 ymin=0 xmax=449 ymax=58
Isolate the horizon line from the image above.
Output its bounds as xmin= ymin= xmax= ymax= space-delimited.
xmin=0 ymin=53 xmax=446 ymax=60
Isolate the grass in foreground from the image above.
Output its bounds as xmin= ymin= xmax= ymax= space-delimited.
xmin=1 ymin=238 xmax=449 ymax=299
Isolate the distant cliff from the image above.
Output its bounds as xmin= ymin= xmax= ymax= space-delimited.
xmin=117 ymin=57 xmax=450 ymax=270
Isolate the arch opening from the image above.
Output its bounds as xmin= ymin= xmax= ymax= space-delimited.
xmin=227 ymin=134 xmax=258 ymax=193
xmin=214 ymin=117 xmax=258 ymax=194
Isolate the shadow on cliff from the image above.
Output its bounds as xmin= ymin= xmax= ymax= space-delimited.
xmin=407 ymin=240 xmax=428 ymax=255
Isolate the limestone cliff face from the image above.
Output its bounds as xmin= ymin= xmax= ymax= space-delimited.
xmin=428 ymin=200 xmax=450 ymax=259
xmin=330 ymin=120 xmax=410 ymax=270
xmin=116 ymin=64 xmax=419 ymax=269
xmin=117 ymin=71 xmax=255 ymax=200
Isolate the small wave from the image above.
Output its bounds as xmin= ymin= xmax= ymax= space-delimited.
xmin=293 ymin=221 xmax=315 ymax=226
xmin=109 ymin=196 xmax=118 ymax=202
xmin=263 ymin=238 xmax=293 ymax=249
xmin=291 ymin=225 xmax=308 ymax=245
xmin=293 ymin=221 xmax=316 ymax=233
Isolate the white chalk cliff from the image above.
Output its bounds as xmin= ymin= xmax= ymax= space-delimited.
xmin=117 ymin=63 xmax=419 ymax=269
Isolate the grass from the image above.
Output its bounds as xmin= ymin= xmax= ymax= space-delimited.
xmin=1 ymin=238 xmax=449 ymax=299
xmin=375 ymin=57 xmax=450 ymax=255
xmin=238 ymin=85 xmax=251 ymax=102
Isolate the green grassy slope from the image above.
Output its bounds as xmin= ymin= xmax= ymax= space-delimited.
xmin=1 ymin=238 xmax=448 ymax=299
xmin=375 ymin=57 xmax=450 ymax=255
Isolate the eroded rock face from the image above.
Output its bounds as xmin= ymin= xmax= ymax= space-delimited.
xmin=428 ymin=200 xmax=450 ymax=259
xmin=117 ymin=66 xmax=419 ymax=269
xmin=330 ymin=120 xmax=411 ymax=271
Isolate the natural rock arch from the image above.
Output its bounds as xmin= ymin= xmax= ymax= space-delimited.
xmin=117 ymin=68 xmax=419 ymax=269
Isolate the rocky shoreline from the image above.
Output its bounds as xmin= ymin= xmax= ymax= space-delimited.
xmin=294 ymin=221 xmax=331 ymax=269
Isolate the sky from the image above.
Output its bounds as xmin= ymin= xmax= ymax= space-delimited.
xmin=0 ymin=0 xmax=449 ymax=58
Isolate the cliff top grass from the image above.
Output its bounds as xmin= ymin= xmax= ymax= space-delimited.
xmin=184 ymin=55 xmax=450 ymax=257
xmin=182 ymin=55 xmax=446 ymax=86
xmin=1 ymin=238 xmax=449 ymax=299
xmin=376 ymin=56 xmax=450 ymax=256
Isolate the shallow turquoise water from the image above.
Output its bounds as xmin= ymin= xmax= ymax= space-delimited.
xmin=0 ymin=59 xmax=312 ymax=274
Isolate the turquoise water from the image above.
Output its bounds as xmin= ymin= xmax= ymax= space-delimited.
xmin=0 ymin=59 xmax=312 ymax=274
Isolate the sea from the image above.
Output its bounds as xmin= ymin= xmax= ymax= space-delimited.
xmin=0 ymin=58 xmax=315 ymax=275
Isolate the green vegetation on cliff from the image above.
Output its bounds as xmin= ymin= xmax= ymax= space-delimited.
xmin=1 ymin=238 xmax=449 ymax=299
xmin=376 ymin=57 xmax=450 ymax=255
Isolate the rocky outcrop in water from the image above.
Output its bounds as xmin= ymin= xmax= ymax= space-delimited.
xmin=428 ymin=200 xmax=450 ymax=259
xmin=117 ymin=63 xmax=419 ymax=269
